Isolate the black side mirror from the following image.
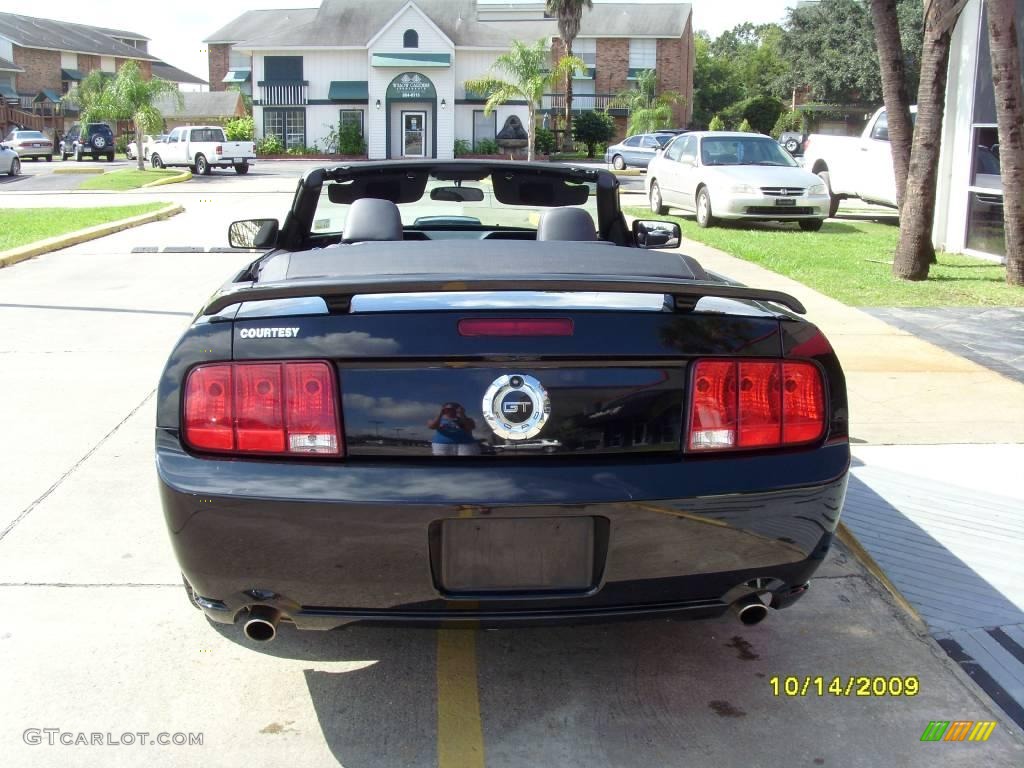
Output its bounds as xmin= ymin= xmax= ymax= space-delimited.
xmin=633 ymin=219 xmax=681 ymax=249
xmin=229 ymin=219 xmax=279 ymax=249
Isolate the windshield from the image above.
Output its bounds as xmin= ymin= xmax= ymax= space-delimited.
xmin=312 ymin=177 xmax=598 ymax=235
xmin=653 ymin=134 xmax=675 ymax=146
xmin=700 ymin=137 xmax=798 ymax=167
xmin=15 ymin=131 xmax=45 ymax=139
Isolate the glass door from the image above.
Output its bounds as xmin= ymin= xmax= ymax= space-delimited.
xmin=402 ymin=111 xmax=426 ymax=157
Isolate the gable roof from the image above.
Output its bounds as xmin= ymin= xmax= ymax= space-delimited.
xmin=153 ymin=91 xmax=245 ymax=120
xmin=0 ymin=55 xmax=24 ymax=72
xmin=0 ymin=12 xmax=158 ymax=59
xmin=216 ymin=0 xmax=691 ymax=50
xmin=151 ymin=61 xmax=208 ymax=86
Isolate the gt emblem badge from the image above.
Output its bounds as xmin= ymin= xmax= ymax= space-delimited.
xmin=482 ymin=374 xmax=551 ymax=440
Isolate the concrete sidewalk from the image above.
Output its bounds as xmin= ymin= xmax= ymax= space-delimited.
xmin=677 ymin=236 xmax=1024 ymax=445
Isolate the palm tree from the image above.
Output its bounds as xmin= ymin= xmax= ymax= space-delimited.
xmin=70 ymin=61 xmax=181 ymax=171
xmin=985 ymin=0 xmax=1024 ymax=285
xmin=464 ymin=40 xmax=584 ymax=161
xmin=869 ymin=0 xmax=913 ymax=211
xmin=608 ymin=69 xmax=684 ymax=135
xmin=546 ymin=0 xmax=593 ymax=150
xmin=891 ymin=0 xmax=963 ymax=280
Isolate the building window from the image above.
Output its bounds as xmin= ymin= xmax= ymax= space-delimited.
xmin=403 ymin=29 xmax=419 ymax=48
xmin=340 ymin=109 xmax=364 ymax=136
xmin=574 ymin=38 xmax=596 ymax=68
xmin=473 ymin=110 xmax=495 ymax=148
xmin=264 ymin=56 xmax=303 ymax=81
xmin=264 ymin=108 xmax=306 ymax=150
xmin=628 ymin=39 xmax=657 ymax=73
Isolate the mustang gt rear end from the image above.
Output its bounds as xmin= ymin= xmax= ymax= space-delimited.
xmin=156 ymin=161 xmax=849 ymax=642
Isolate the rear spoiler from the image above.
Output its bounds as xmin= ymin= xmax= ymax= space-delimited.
xmin=202 ymin=275 xmax=806 ymax=316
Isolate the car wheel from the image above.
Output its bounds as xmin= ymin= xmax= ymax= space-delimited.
xmin=107 ymin=153 xmax=114 ymax=162
xmin=234 ymin=162 xmax=250 ymax=175
xmin=195 ymin=155 xmax=210 ymax=176
xmin=817 ymin=170 xmax=840 ymax=218
xmin=9 ymin=157 xmax=20 ymax=176
xmin=182 ymin=575 xmax=202 ymax=610
xmin=696 ymin=187 xmax=714 ymax=228
xmin=799 ymin=219 xmax=825 ymax=232
xmin=612 ymin=154 xmax=626 ymax=171
xmin=61 ymin=152 xmax=68 ymax=161
xmin=75 ymin=148 xmax=83 ymax=162
xmin=151 ymin=154 xmax=163 ymax=169
xmin=46 ymin=154 xmax=52 ymax=162
xmin=784 ymin=138 xmax=800 ymax=153
xmin=649 ymin=180 xmax=668 ymax=215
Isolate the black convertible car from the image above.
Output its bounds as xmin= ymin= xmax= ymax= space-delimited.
xmin=156 ymin=161 xmax=849 ymax=642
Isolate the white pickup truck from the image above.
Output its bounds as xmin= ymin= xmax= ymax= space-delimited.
xmin=149 ymin=125 xmax=255 ymax=175
xmin=802 ymin=106 xmax=914 ymax=215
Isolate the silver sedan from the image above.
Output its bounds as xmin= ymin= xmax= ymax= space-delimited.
xmin=0 ymin=141 xmax=20 ymax=175
xmin=4 ymin=130 xmax=53 ymax=161
xmin=646 ymin=132 xmax=831 ymax=231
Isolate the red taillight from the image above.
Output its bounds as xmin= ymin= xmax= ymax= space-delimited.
xmin=183 ymin=361 xmax=342 ymax=456
xmin=458 ymin=318 xmax=574 ymax=336
xmin=215 ymin=144 xmax=223 ymax=155
xmin=687 ymin=359 xmax=825 ymax=452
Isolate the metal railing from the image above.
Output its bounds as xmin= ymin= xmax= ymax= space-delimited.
xmin=542 ymin=93 xmax=627 ymax=113
xmin=258 ymin=81 xmax=309 ymax=106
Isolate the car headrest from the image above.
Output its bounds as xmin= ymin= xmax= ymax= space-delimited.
xmin=536 ymin=207 xmax=596 ymax=241
xmin=342 ymin=198 xmax=403 ymax=243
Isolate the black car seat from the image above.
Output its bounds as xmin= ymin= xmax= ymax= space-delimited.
xmin=536 ymin=207 xmax=597 ymax=241
xmin=342 ymin=198 xmax=404 ymax=243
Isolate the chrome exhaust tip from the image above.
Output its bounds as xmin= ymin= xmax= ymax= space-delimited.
xmin=243 ymin=605 xmax=281 ymax=642
xmin=732 ymin=594 xmax=769 ymax=626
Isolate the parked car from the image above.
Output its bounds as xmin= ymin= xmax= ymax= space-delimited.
xmin=126 ymin=134 xmax=151 ymax=160
xmin=0 ymin=141 xmax=20 ymax=176
xmin=4 ymin=130 xmax=53 ymax=161
xmin=149 ymin=125 xmax=255 ymax=175
xmin=646 ymin=131 xmax=832 ymax=230
xmin=60 ymin=123 xmax=115 ymax=162
xmin=778 ymin=131 xmax=805 ymax=157
xmin=802 ymin=106 xmax=916 ymax=215
xmin=156 ymin=159 xmax=849 ymax=642
xmin=604 ymin=132 xmax=677 ymax=170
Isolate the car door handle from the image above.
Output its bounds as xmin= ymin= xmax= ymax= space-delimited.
xmin=860 ymin=147 xmax=869 ymax=151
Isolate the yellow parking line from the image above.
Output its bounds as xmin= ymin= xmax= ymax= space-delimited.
xmin=436 ymin=629 xmax=484 ymax=768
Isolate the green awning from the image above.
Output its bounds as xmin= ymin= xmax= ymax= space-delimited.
xmin=34 ymin=89 xmax=62 ymax=103
xmin=328 ymin=80 xmax=369 ymax=101
xmin=61 ymin=68 xmax=83 ymax=81
xmin=222 ymin=69 xmax=251 ymax=84
xmin=372 ymin=53 xmax=450 ymax=68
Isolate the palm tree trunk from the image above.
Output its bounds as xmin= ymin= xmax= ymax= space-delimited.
xmin=527 ymin=103 xmax=536 ymax=162
xmin=869 ymin=0 xmax=913 ymax=210
xmin=986 ymin=0 xmax=1024 ymax=285
xmin=892 ymin=0 xmax=962 ymax=280
xmin=135 ymin=118 xmax=145 ymax=171
xmin=563 ymin=41 xmax=574 ymax=152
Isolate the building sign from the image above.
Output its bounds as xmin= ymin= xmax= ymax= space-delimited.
xmin=387 ymin=72 xmax=436 ymax=100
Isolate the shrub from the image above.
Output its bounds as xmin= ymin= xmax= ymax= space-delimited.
xmin=708 ymin=114 xmax=725 ymax=132
xmin=738 ymin=118 xmax=755 ymax=133
xmin=454 ymin=138 xmax=471 ymax=157
xmin=224 ymin=115 xmax=255 ymax=141
xmin=256 ymin=135 xmax=284 ymax=155
xmin=771 ymin=109 xmax=805 ymax=139
xmin=572 ymin=111 xmax=615 ymax=158
xmin=720 ymin=96 xmax=785 ymax=134
xmin=337 ymin=121 xmax=366 ymax=155
xmin=115 ymin=135 xmax=129 ymax=156
xmin=534 ymin=127 xmax=557 ymax=155
xmin=475 ymin=137 xmax=499 ymax=155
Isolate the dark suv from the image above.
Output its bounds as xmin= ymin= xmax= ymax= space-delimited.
xmin=61 ymin=123 xmax=115 ymax=162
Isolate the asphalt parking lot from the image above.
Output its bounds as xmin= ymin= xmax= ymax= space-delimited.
xmin=1 ymin=173 xmax=1022 ymax=767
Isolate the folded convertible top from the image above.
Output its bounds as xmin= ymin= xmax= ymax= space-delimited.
xmin=203 ymin=241 xmax=805 ymax=315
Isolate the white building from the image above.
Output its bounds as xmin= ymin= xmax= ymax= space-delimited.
xmin=205 ymin=0 xmax=695 ymax=160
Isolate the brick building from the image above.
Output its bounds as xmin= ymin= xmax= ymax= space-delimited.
xmin=0 ymin=12 xmax=205 ymax=135
xmin=205 ymin=0 xmax=694 ymax=158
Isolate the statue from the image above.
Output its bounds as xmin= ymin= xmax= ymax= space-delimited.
xmin=495 ymin=115 xmax=528 ymax=149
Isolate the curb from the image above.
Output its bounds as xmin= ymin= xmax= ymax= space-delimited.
xmin=0 ymin=203 xmax=183 ymax=268
xmin=52 ymin=166 xmax=105 ymax=174
xmin=836 ymin=521 xmax=926 ymax=627
xmin=143 ymin=170 xmax=192 ymax=188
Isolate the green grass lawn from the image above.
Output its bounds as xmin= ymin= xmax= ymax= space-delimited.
xmin=0 ymin=204 xmax=168 ymax=251
xmin=78 ymin=168 xmax=182 ymax=191
xmin=625 ymin=208 xmax=1022 ymax=307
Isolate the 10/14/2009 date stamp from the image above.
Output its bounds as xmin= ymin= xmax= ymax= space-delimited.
xmin=770 ymin=676 xmax=920 ymax=697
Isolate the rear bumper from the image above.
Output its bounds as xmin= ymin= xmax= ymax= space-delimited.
xmin=157 ymin=429 xmax=849 ymax=629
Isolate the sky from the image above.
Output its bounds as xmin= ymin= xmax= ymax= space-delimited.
xmin=3 ymin=0 xmax=797 ymax=87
